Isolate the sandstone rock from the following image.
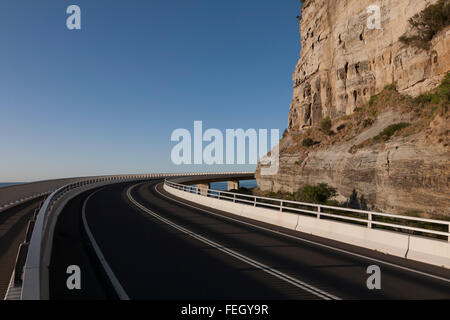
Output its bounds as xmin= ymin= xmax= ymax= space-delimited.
xmin=288 ymin=0 xmax=449 ymax=131
xmin=257 ymin=0 xmax=450 ymax=217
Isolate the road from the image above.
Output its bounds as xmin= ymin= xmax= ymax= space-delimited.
xmin=49 ymin=179 xmax=450 ymax=300
xmin=0 ymin=197 xmax=44 ymax=299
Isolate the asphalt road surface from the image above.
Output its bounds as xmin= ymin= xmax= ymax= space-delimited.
xmin=0 ymin=197 xmax=44 ymax=299
xmin=49 ymin=179 xmax=450 ymax=300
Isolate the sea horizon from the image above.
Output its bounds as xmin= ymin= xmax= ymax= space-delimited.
xmin=0 ymin=182 xmax=25 ymax=188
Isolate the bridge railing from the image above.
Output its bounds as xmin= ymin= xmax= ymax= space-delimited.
xmin=17 ymin=172 xmax=251 ymax=300
xmin=165 ymin=180 xmax=450 ymax=242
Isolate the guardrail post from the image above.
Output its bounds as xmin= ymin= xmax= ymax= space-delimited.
xmin=368 ymin=213 xmax=372 ymax=229
xmin=317 ymin=206 xmax=321 ymax=219
xmin=254 ymin=197 xmax=257 ymax=207
xmin=233 ymin=194 xmax=236 ymax=203
xmin=14 ymin=242 xmax=29 ymax=285
xmin=280 ymin=201 xmax=283 ymax=212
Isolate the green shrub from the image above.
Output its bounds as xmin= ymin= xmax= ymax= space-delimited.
xmin=325 ymin=200 xmax=341 ymax=207
xmin=374 ymin=122 xmax=410 ymax=142
xmin=296 ymin=183 xmax=337 ymax=204
xmin=363 ymin=118 xmax=374 ymax=128
xmin=302 ymin=137 xmax=315 ymax=147
xmin=399 ymin=0 xmax=450 ymax=50
xmin=320 ymin=117 xmax=332 ymax=134
xmin=402 ymin=210 xmax=423 ymax=218
xmin=438 ymin=72 xmax=450 ymax=103
xmin=384 ymin=83 xmax=397 ymax=91
xmin=368 ymin=94 xmax=378 ymax=107
xmin=414 ymin=93 xmax=434 ymax=104
xmin=414 ymin=72 xmax=450 ymax=106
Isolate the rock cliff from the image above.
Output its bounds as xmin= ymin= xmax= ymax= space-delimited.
xmin=256 ymin=0 xmax=450 ymax=217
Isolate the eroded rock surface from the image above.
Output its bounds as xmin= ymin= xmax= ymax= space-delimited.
xmin=257 ymin=0 xmax=450 ymax=216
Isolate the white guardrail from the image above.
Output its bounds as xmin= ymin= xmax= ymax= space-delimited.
xmin=17 ymin=172 xmax=250 ymax=300
xmin=165 ymin=180 xmax=450 ymax=242
xmin=0 ymin=192 xmax=52 ymax=213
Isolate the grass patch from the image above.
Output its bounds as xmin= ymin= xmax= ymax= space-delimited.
xmin=368 ymin=95 xmax=378 ymax=107
xmin=296 ymin=183 xmax=337 ymax=204
xmin=259 ymin=183 xmax=337 ymax=206
xmin=414 ymin=72 xmax=450 ymax=108
xmin=281 ymin=73 xmax=449 ymax=155
xmin=384 ymin=83 xmax=397 ymax=91
xmin=374 ymin=122 xmax=410 ymax=142
xmin=347 ymin=73 xmax=449 ymax=153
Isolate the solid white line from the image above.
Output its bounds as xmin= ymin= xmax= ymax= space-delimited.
xmin=127 ymin=184 xmax=340 ymax=300
xmin=156 ymin=183 xmax=450 ymax=284
xmin=82 ymin=189 xmax=130 ymax=300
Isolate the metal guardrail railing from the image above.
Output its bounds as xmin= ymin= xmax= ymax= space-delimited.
xmin=0 ymin=192 xmax=51 ymax=213
xmin=165 ymin=180 xmax=450 ymax=242
xmin=16 ymin=172 xmax=251 ymax=300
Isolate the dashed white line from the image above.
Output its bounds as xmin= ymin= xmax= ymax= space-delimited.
xmin=127 ymin=183 xmax=340 ymax=300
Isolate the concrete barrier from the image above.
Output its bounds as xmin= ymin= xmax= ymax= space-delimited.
xmin=241 ymin=205 xmax=299 ymax=230
xmin=295 ymin=215 xmax=409 ymax=258
xmin=407 ymin=236 xmax=450 ymax=268
xmin=164 ymin=184 xmax=449 ymax=268
xmin=169 ymin=186 xmax=299 ymax=228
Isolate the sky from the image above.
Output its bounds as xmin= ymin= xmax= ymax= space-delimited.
xmin=0 ymin=0 xmax=302 ymax=182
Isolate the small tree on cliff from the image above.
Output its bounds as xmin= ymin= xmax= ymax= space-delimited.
xmin=399 ymin=0 xmax=450 ymax=50
xmin=345 ymin=189 xmax=369 ymax=210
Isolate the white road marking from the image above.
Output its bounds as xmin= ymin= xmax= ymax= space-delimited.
xmin=82 ymin=189 xmax=130 ymax=300
xmin=154 ymin=182 xmax=450 ymax=284
xmin=127 ymin=184 xmax=340 ymax=300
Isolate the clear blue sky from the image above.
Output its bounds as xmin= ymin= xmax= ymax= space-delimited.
xmin=0 ymin=0 xmax=301 ymax=182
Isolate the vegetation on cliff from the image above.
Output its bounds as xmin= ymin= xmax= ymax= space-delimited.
xmin=255 ymin=184 xmax=374 ymax=213
xmin=373 ymin=123 xmax=410 ymax=143
xmin=256 ymin=183 xmax=338 ymax=206
xmin=280 ymin=72 xmax=449 ymax=155
xmin=258 ymin=0 xmax=449 ymax=217
xmin=399 ymin=0 xmax=450 ymax=50
xmin=319 ymin=117 xmax=332 ymax=135
xmin=351 ymin=73 xmax=450 ymax=152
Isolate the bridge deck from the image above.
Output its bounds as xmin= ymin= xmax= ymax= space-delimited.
xmin=46 ymin=179 xmax=450 ymax=300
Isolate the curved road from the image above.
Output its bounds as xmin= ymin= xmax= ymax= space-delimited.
xmin=49 ymin=179 xmax=450 ymax=300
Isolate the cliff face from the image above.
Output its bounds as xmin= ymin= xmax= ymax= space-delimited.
xmin=289 ymin=0 xmax=449 ymax=130
xmin=256 ymin=0 xmax=450 ymax=217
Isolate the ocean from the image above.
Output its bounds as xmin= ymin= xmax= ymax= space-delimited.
xmin=210 ymin=179 xmax=257 ymax=191
xmin=0 ymin=183 xmax=23 ymax=188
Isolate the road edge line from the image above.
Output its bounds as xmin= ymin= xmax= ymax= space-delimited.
xmin=127 ymin=183 xmax=340 ymax=300
xmin=82 ymin=188 xmax=130 ymax=300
